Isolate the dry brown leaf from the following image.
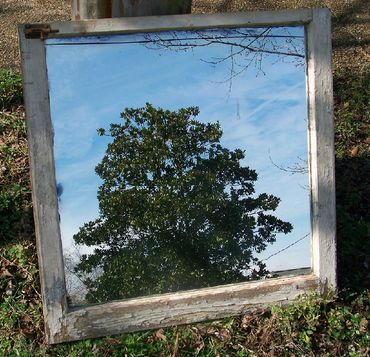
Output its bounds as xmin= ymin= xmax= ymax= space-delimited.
xmin=1 ymin=268 xmax=13 ymax=277
xmin=171 ymin=332 xmax=179 ymax=357
xmin=218 ymin=328 xmax=231 ymax=341
xmin=351 ymin=146 xmax=359 ymax=156
xmin=155 ymin=328 xmax=167 ymax=341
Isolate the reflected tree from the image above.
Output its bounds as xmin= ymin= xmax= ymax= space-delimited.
xmin=73 ymin=104 xmax=292 ymax=303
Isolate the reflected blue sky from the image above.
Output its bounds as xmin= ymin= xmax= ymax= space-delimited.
xmin=46 ymin=26 xmax=309 ymax=273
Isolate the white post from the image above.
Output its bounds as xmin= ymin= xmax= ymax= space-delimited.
xmin=72 ymin=0 xmax=111 ymax=20
xmin=72 ymin=0 xmax=192 ymax=20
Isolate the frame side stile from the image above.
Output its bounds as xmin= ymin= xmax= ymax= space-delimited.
xmin=306 ymin=9 xmax=336 ymax=290
xmin=18 ymin=25 xmax=68 ymax=343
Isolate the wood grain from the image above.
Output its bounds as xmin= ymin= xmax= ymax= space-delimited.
xmin=60 ymin=275 xmax=319 ymax=343
xmin=18 ymin=25 xmax=68 ymax=344
xmin=306 ymin=8 xmax=336 ymax=290
xmin=50 ymin=9 xmax=313 ymax=38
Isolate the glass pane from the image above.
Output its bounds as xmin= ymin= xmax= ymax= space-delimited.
xmin=46 ymin=26 xmax=310 ymax=306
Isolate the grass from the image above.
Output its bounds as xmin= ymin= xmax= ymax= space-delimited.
xmin=0 ymin=107 xmax=31 ymax=243
xmin=334 ymin=68 xmax=370 ymax=159
xmin=0 ymin=47 xmax=369 ymax=357
xmin=0 ymin=243 xmax=43 ymax=356
xmin=0 ymin=244 xmax=368 ymax=356
xmin=0 ymin=70 xmax=23 ymax=111
xmin=0 ymin=70 xmax=32 ymax=243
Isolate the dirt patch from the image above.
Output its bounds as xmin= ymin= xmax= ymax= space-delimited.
xmin=0 ymin=0 xmax=71 ymax=70
xmin=0 ymin=0 xmax=369 ymax=71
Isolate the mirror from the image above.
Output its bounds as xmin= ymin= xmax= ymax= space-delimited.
xmin=20 ymin=9 xmax=335 ymax=343
xmin=46 ymin=26 xmax=310 ymax=306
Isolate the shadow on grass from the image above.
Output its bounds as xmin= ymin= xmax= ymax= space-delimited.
xmin=334 ymin=67 xmax=370 ymax=291
xmin=336 ymin=156 xmax=370 ymax=291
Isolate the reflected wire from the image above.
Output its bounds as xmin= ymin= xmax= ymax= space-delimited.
xmin=45 ymin=34 xmax=304 ymax=46
xmin=262 ymin=233 xmax=310 ymax=262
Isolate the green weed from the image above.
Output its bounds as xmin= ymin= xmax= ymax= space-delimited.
xmin=0 ymin=109 xmax=31 ymax=243
xmin=0 ymin=70 xmax=23 ymax=111
xmin=334 ymin=68 xmax=370 ymax=158
xmin=270 ymin=292 xmax=369 ymax=356
xmin=0 ymin=243 xmax=43 ymax=356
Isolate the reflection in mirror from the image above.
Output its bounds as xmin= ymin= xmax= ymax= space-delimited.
xmin=46 ymin=26 xmax=310 ymax=306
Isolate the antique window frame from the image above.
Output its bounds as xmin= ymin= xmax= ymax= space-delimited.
xmin=19 ymin=8 xmax=335 ymax=344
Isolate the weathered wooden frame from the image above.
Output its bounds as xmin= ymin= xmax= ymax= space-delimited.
xmin=19 ymin=8 xmax=335 ymax=344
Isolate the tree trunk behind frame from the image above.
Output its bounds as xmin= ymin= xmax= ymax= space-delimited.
xmin=72 ymin=0 xmax=192 ymax=20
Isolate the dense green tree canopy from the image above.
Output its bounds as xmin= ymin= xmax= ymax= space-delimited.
xmin=74 ymin=104 xmax=292 ymax=303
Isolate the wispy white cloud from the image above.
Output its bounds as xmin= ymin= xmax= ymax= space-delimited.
xmin=53 ymin=106 xmax=97 ymax=160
